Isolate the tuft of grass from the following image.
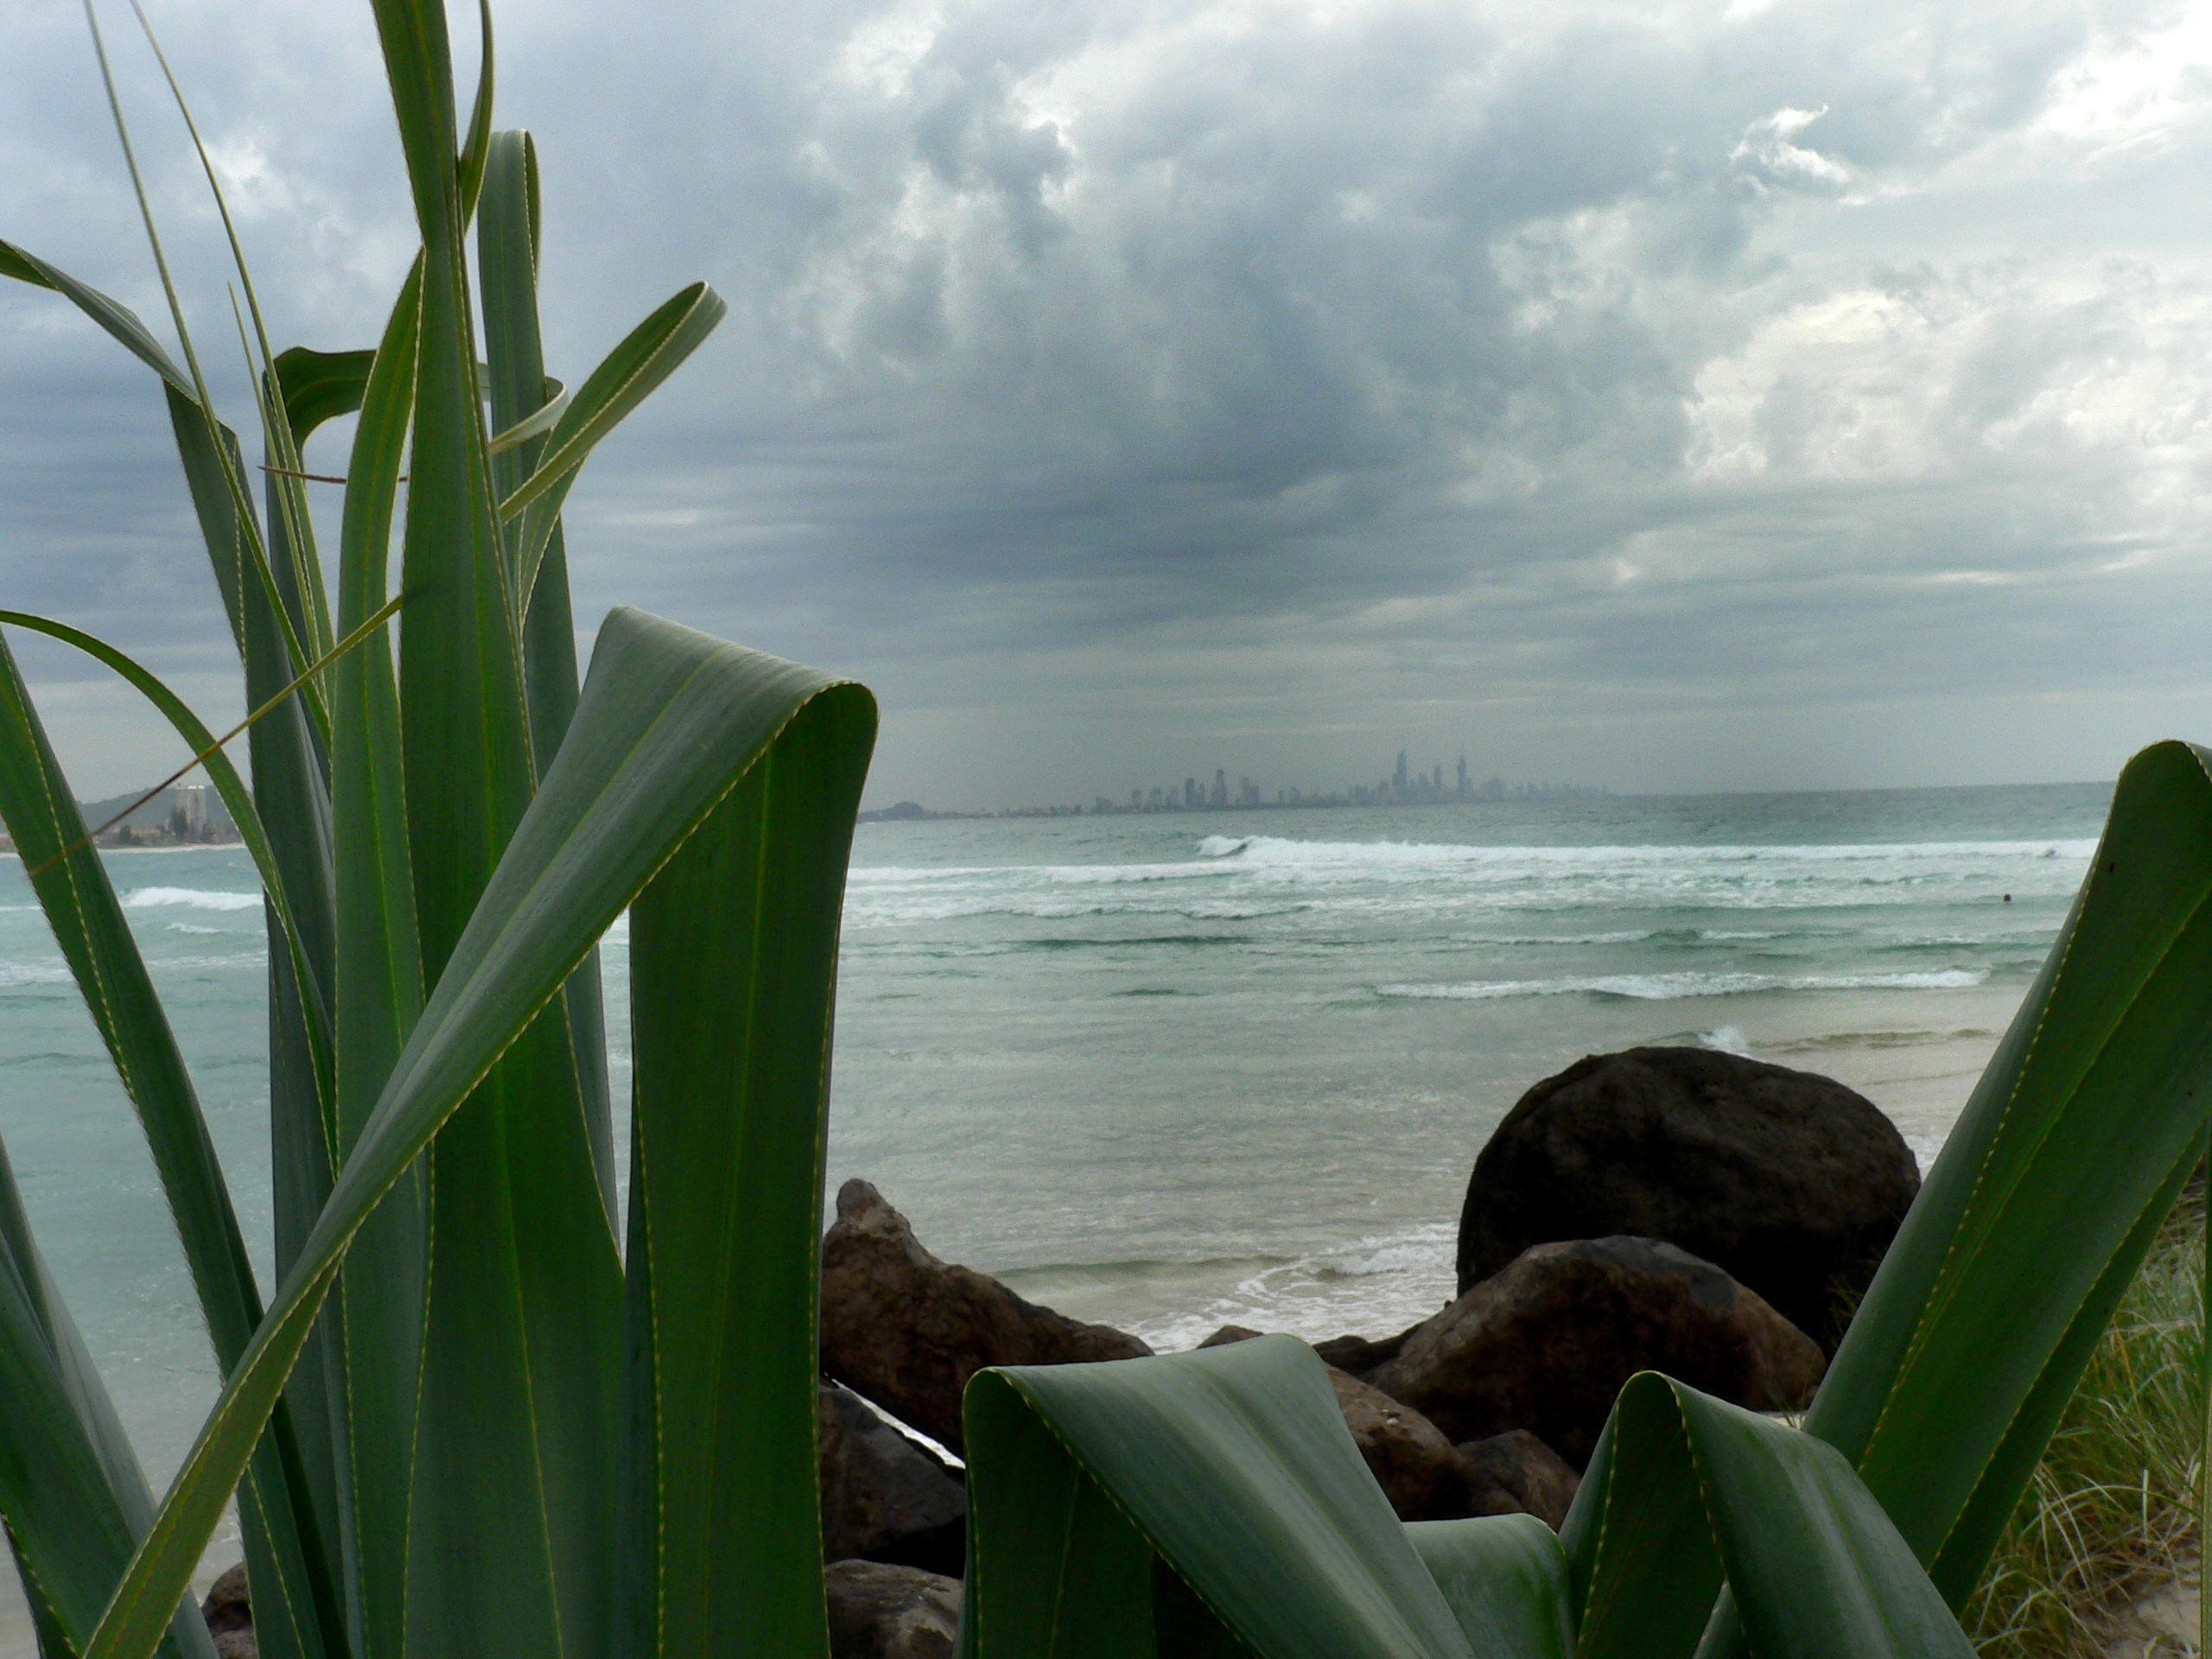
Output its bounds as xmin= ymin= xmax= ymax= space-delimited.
xmin=1967 ymin=1181 xmax=2203 ymax=1657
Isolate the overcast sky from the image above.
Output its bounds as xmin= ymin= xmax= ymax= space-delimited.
xmin=5 ymin=0 xmax=2212 ymax=807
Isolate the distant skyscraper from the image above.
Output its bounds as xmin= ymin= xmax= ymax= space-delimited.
xmin=1185 ymin=777 xmax=1199 ymax=809
xmin=1456 ymin=756 xmax=1468 ymax=799
xmin=1210 ymin=768 xmax=1228 ymax=808
xmin=1394 ymin=751 xmax=1408 ymax=798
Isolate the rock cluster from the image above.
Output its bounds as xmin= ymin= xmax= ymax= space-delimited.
xmin=199 ymin=1047 xmax=1888 ymax=1659
xmin=1457 ymin=1046 xmax=1919 ymax=1350
xmin=821 ymin=1183 xmax=1823 ymax=1547
xmin=1370 ymin=1235 xmax=1823 ymax=1466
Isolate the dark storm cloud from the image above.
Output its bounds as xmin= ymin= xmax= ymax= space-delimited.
xmin=4 ymin=0 xmax=2211 ymax=798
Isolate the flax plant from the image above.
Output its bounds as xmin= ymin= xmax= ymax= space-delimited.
xmin=5 ymin=5 xmax=2212 ymax=1659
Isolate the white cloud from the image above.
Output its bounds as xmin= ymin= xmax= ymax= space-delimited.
xmin=1732 ymin=105 xmax=1852 ymax=189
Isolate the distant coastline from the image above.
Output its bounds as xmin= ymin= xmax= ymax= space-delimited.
xmin=861 ymin=757 xmax=1609 ymax=823
xmin=0 ymin=781 xmax=240 ymax=855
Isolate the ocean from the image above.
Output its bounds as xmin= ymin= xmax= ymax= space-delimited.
xmin=0 ymin=780 xmax=2107 ymax=1637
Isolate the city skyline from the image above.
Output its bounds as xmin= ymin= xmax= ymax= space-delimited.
xmin=861 ymin=749 xmax=1610 ymax=820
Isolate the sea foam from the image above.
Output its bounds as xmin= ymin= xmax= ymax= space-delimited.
xmin=123 ymin=887 xmax=261 ymax=912
xmin=1373 ymin=968 xmax=1989 ymax=1001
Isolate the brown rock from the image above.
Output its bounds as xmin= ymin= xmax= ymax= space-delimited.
xmin=1313 ymin=1325 xmax=1419 ymax=1376
xmin=824 ymin=1560 xmax=963 ymax=1659
xmin=820 ymin=1180 xmax=1151 ymax=1453
xmin=200 ymin=1563 xmax=254 ymax=1658
xmin=1458 ymin=1046 xmax=1920 ymax=1350
xmin=1458 ymin=1430 xmax=1580 ymax=1530
xmin=1370 ymin=1236 xmax=1824 ymax=1467
xmin=820 ymin=1382 xmax=968 ymax=1576
xmin=1328 ymin=1367 xmax=1469 ymax=1522
xmin=1197 ymin=1324 xmax=1263 ymax=1348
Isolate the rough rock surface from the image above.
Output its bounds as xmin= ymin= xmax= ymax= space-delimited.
xmin=1198 ymin=1324 xmax=1262 ymax=1347
xmin=1459 ymin=1430 xmax=1580 ymax=1530
xmin=201 ymin=1563 xmax=256 ymax=1659
xmin=1457 ymin=1046 xmax=1919 ymax=1350
xmin=1371 ymin=1236 xmax=1824 ymax=1466
xmin=820 ymin=1381 xmax=969 ymax=1576
xmin=821 ymin=1180 xmax=1152 ymax=1452
xmin=1313 ymin=1324 xmax=1419 ymax=1375
xmin=824 ymin=1560 xmax=963 ymax=1659
xmin=1327 ymin=1367 xmax=1471 ymax=1522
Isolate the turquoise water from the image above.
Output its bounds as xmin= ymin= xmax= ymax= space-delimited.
xmin=0 ymin=783 xmax=2106 ymax=1517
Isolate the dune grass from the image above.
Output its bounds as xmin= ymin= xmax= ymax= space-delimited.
xmin=1967 ymin=1179 xmax=2203 ymax=1657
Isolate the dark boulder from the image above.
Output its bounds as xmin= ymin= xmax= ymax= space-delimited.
xmin=820 ymin=1180 xmax=1151 ymax=1453
xmin=820 ymin=1382 xmax=968 ymax=1576
xmin=824 ymin=1560 xmax=962 ymax=1659
xmin=1458 ymin=1046 xmax=1919 ymax=1349
xmin=1370 ymin=1236 xmax=1824 ymax=1467
xmin=200 ymin=1563 xmax=256 ymax=1659
xmin=1458 ymin=1430 xmax=1580 ymax=1530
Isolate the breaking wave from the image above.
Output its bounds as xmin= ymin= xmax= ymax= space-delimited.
xmin=123 ymin=887 xmax=261 ymax=912
xmin=1374 ymin=968 xmax=1990 ymax=1001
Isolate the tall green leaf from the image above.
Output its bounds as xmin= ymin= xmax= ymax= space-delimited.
xmin=1804 ymin=741 xmax=2212 ymax=1584
xmin=82 ymin=611 xmax=874 ymax=1659
xmin=327 ymin=258 xmax=425 ymax=1659
xmin=0 ymin=631 xmax=340 ymax=1659
xmin=0 ymin=1128 xmax=214 ymax=1659
xmin=615 ymin=671 xmax=873 ymax=1656
xmin=478 ymin=128 xmax=614 ymax=1207
xmin=371 ymin=2 xmax=625 ymax=1648
xmin=1 ymin=232 xmax=349 ymax=1629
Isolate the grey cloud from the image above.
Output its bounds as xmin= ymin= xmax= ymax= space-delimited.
xmin=3 ymin=0 xmax=2209 ymax=802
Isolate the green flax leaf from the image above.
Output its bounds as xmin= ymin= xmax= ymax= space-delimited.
xmin=1805 ymin=741 xmax=2212 ymax=1579
xmin=271 ymin=347 xmax=376 ymax=448
xmin=478 ymin=127 xmax=613 ymax=1205
xmin=371 ymin=7 xmax=624 ymax=1649
xmin=0 ymin=238 xmax=192 ymax=396
xmin=500 ymin=281 xmax=727 ymax=613
xmin=962 ymin=1336 xmax=1476 ymax=1659
xmin=328 ymin=257 xmax=425 ymax=1659
xmin=82 ymin=610 xmax=874 ymax=1659
xmin=1401 ymin=1516 xmax=1573 ymax=1658
xmin=0 ymin=630 xmax=339 ymax=1659
xmin=615 ymin=667 xmax=874 ymax=1656
xmin=1597 ymin=1376 xmax=1971 ymax=1659
xmin=0 ymin=1129 xmax=215 ymax=1659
